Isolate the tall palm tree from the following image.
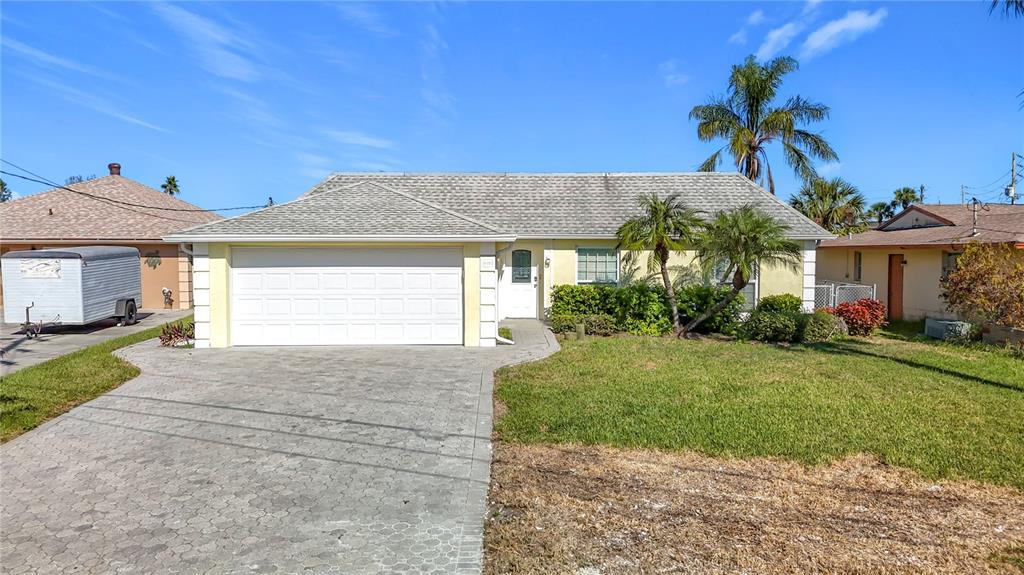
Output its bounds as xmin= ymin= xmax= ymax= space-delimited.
xmin=789 ymin=177 xmax=866 ymax=234
xmin=680 ymin=206 xmax=801 ymax=334
xmin=890 ymin=186 xmax=920 ymax=211
xmin=689 ymin=55 xmax=838 ymax=195
xmin=991 ymin=0 xmax=1024 ymax=17
xmin=161 ymin=175 xmax=180 ymax=196
xmin=866 ymin=201 xmax=895 ymax=224
xmin=617 ymin=193 xmax=702 ymax=332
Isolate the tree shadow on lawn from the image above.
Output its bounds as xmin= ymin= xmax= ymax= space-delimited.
xmin=780 ymin=339 xmax=1023 ymax=394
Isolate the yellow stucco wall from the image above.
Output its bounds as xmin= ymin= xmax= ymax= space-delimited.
xmin=818 ymin=247 xmax=955 ymax=320
xmin=463 ymin=243 xmax=481 ymax=346
xmin=543 ymin=241 xmax=804 ymax=307
xmin=208 ymin=243 xmax=231 ymax=347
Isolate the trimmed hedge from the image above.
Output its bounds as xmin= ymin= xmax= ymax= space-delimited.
xmin=742 ymin=310 xmax=800 ymax=342
xmin=799 ymin=311 xmax=848 ymax=343
xmin=756 ymin=293 xmax=802 ymax=314
xmin=549 ymin=283 xmax=744 ymax=336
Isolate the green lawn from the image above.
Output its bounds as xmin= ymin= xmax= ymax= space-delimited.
xmin=0 ymin=320 xmax=186 ymax=443
xmin=495 ymin=332 xmax=1024 ymax=489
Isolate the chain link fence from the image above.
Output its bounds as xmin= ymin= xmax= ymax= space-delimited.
xmin=814 ymin=281 xmax=877 ymax=309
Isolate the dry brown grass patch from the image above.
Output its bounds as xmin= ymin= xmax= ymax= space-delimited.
xmin=485 ymin=443 xmax=1024 ymax=575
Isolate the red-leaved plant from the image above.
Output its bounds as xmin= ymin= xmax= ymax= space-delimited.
xmin=159 ymin=321 xmax=195 ymax=347
xmin=824 ymin=299 xmax=887 ymax=336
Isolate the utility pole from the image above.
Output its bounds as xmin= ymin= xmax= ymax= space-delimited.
xmin=1010 ymin=152 xmax=1018 ymax=205
xmin=961 ymin=184 xmax=966 ymax=205
xmin=971 ymin=197 xmax=980 ymax=236
xmin=919 ymin=184 xmax=925 ymax=204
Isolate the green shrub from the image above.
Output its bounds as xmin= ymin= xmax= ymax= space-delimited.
xmin=550 ymin=284 xmax=616 ymax=317
xmin=548 ymin=313 xmax=619 ymax=336
xmin=756 ymin=294 xmax=802 ymax=314
xmin=613 ymin=283 xmax=672 ymax=335
xmin=798 ymin=312 xmax=847 ymax=343
xmin=742 ymin=310 xmax=800 ymax=342
xmin=676 ymin=285 xmax=745 ymax=334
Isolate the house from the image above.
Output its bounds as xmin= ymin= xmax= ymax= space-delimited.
xmin=0 ymin=163 xmax=221 ymax=310
xmin=817 ymin=203 xmax=1024 ymax=320
xmin=165 ymin=172 xmax=833 ymax=348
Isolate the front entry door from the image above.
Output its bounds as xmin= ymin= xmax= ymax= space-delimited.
xmin=507 ymin=249 xmax=538 ymax=318
xmin=887 ymin=254 xmax=904 ymax=320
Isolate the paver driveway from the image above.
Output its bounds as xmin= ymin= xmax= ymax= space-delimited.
xmin=0 ymin=321 xmax=557 ymax=575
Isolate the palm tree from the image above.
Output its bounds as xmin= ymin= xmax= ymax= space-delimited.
xmin=162 ymin=175 xmax=180 ymax=196
xmin=991 ymin=0 xmax=1024 ymax=17
xmin=890 ymin=186 xmax=920 ymax=211
xmin=689 ymin=55 xmax=838 ymax=195
xmin=680 ymin=206 xmax=801 ymax=334
xmin=866 ymin=201 xmax=895 ymax=224
xmin=617 ymin=193 xmax=702 ymax=332
xmin=789 ymin=177 xmax=866 ymax=234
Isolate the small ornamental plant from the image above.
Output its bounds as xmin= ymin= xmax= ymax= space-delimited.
xmin=826 ymin=299 xmax=887 ymax=336
xmin=159 ymin=321 xmax=195 ymax=347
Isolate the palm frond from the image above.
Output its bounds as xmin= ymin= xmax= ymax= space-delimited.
xmin=697 ymin=149 xmax=725 ymax=173
xmin=790 ymin=129 xmax=839 ymax=163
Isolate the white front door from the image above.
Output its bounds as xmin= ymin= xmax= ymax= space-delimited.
xmin=229 ymin=247 xmax=463 ymax=345
xmin=506 ymin=249 xmax=538 ymax=318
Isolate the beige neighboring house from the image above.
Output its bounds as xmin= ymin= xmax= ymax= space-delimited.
xmin=818 ymin=203 xmax=1024 ymax=321
xmin=164 ymin=172 xmax=832 ymax=349
xmin=0 ymin=163 xmax=221 ymax=310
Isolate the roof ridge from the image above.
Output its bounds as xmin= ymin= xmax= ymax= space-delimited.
xmin=334 ymin=180 xmax=507 ymax=234
xmin=878 ymin=205 xmax=956 ymax=230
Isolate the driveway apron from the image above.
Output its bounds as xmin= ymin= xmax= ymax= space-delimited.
xmin=0 ymin=320 xmax=557 ymax=575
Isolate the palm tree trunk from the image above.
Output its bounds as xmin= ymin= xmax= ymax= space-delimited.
xmin=678 ymin=287 xmax=742 ymax=336
xmin=661 ymin=260 xmax=681 ymax=332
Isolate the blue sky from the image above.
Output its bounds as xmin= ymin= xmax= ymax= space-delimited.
xmin=1 ymin=1 xmax=1021 ymax=213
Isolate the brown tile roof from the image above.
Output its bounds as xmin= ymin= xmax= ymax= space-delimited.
xmin=0 ymin=175 xmax=221 ymax=242
xmin=821 ymin=204 xmax=1024 ymax=249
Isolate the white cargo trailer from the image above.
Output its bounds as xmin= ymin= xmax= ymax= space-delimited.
xmin=2 ymin=246 xmax=142 ymax=337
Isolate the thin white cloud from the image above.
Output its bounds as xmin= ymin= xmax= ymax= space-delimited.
xmin=800 ymin=9 xmax=888 ymax=60
xmin=216 ymin=87 xmax=282 ymax=127
xmin=334 ymin=3 xmax=398 ymax=37
xmin=756 ymin=22 xmax=803 ymax=60
xmin=2 ymin=37 xmax=111 ymax=78
xmin=728 ymin=30 xmax=748 ymax=45
xmin=658 ymin=59 xmax=690 ymax=87
xmin=25 ymin=74 xmax=168 ymax=133
xmin=803 ymin=0 xmax=824 ymax=16
xmin=324 ymin=130 xmax=396 ymax=150
xmin=747 ymin=9 xmax=766 ymax=26
xmin=418 ymin=19 xmax=456 ymax=123
xmin=818 ymin=162 xmax=842 ymax=176
xmin=152 ymin=3 xmax=260 ymax=82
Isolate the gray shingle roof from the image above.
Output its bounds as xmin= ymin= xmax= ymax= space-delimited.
xmin=171 ymin=172 xmax=832 ymax=240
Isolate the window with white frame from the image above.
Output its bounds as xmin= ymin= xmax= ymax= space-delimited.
xmin=711 ymin=259 xmax=757 ymax=310
xmin=576 ymin=248 xmax=618 ymax=284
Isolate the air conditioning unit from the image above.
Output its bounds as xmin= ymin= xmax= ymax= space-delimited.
xmin=924 ymin=318 xmax=973 ymax=340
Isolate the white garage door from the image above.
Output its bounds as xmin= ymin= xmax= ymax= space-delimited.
xmin=230 ymin=247 xmax=463 ymax=345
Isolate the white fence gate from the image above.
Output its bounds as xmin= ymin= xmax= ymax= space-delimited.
xmin=814 ymin=281 xmax=876 ymax=309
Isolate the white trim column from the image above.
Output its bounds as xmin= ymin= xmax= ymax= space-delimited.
xmin=191 ymin=242 xmax=211 ymax=348
xmin=801 ymin=240 xmax=817 ymax=312
xmin=479 ymin=242 xmax=497 ymax=347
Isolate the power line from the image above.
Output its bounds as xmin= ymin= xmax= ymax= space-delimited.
xmin=965 ymin=168 xmax=1012 ymax=190
xmin=0 ymin=161 xmax=268 ymax=213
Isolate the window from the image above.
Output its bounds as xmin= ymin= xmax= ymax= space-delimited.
xmin=711 ymin=259 xmax=757 ymax=311
xmin=576 ymin=248 xmax=618 ymax=284
xmin=853 ymin=251 xmax=863 ymax=282
xmin=511 ymin=250 xmax=532 ymax=284
xmin=942 ymin=251 xmax=961 ymax=278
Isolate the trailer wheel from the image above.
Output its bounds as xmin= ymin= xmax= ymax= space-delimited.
xmin=24 ymin=325 xmax=38 ymax=339
xmin=124 ymin=300 xmax=138 ymax=326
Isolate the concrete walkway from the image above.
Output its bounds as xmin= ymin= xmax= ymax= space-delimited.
xmin=1 ymin=309 xmax=192 ymax=377
xmin=0 ymin=320 xmax=558 ymax=574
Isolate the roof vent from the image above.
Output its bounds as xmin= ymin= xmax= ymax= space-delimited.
xmin=108 ymin=163 xmax=121 ymax=176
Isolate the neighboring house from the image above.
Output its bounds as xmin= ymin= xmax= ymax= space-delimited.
xmin=165 ymin=172 xmax=832 ymax=348
xmin=818 ymin=203 xmax=1024 ymax=321
xmin=0 ymin=163 xmax=221 ymax=310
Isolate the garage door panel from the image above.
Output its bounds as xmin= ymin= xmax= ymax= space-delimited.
xmin=230 ymin=248 xmax=463 ymax=345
